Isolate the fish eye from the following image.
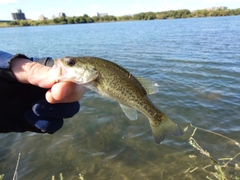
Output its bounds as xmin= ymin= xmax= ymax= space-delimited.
xmin=66 ymin=59 xmax=75 ymax=66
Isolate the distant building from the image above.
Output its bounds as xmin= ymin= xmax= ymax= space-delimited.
xmin=97 ymin=12 xmax=108 ymax=17
xmin=206 ymin=6 xmax=227 ymax=11
xmin=11 ymin=9 xmax=26 ymax=20
xmin=51 ymin=14 xmax=56 ymax=19
xmin=39 ymin=15 xmax=47 ymax=20
xmin=58 ymin=12 xmax=66 ymax=18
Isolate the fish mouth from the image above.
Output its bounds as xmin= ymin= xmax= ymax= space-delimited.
xmin=50 ymin=58 xmax=99 ymax=84
xmin=50 ymin=59 xmax=67 ymax=82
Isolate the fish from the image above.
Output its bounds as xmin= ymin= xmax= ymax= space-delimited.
xmin=50 ymin=56 xmax=183 ymax=144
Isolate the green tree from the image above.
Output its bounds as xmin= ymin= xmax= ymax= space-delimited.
xmin=118 ymin=15 xmax=132 ymax=21
xmin=60 ymin=16 xmax=68 ymax=24
xmin=66 ymin=17 xmax=75 ymax=24
xmin=155 ymin=12 xmax=167 ymax=19
xmin=109 ymin=15 xmax=117 ymax=21
xmin=39 ymin=19 xmax=49 ymax=25
xmin=82 ymin=14 xmax=92 ymax=23
xmin=176 ymin=9 xmax=191 ymax=18
xmin=30 ymin=20 xmax=40 ymax=26
xmin=229 ymin=9 xmax=236 ymax=15
xmin=79 ymin=16 xmax=87 ymax=23
xmin=235 ymin=8 xmax=240 ymax=15
xmin=92 ymin=16 xmax=100 ymax=22
xmin=85 ymin=17 xmax=93 ymax=23
xmin=192 ymin=9 xmax=208 ymax=17
xmin=53 ymin=18 xmax=61 ymax=24
xmin=9 ymin=21 xmax=20 ymax=26
xmin=74 ymin=17 xmax=81 ymax=23
xmin=83 ymin=14 xmax=89 ymax=18
xmin=100 ymin=15 xmax=117 ymax=22
xmin=167 ymin=10 xmax=177 ymax=18
xmin=208 ymin=10 xmax=218 ymax=16
xmin=5 ymin=7 xmax=240 ymax=27
xmin=74 ymin=16 xmax=87 ymax=23
xmin=146 ymin=12 xmax=156 ymax=20
xmin=132 ymin=13 xmax=145 ymax=20
xmin=19 ymin=20 xmax=30 ymax=26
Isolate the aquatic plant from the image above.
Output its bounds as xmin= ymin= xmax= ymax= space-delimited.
xmin=51 ymin=173 xmax=84 ymax=180
xmin=185 ymin=124 xmax=240 ymax=180
xmin=0 ymin=174 xmax=4 ymax=180
xmin=1 ymin=123 xmax=240 ymax=179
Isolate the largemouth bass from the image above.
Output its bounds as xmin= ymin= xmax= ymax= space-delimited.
xmin=51 ymin=56 xmax=183 ymax=144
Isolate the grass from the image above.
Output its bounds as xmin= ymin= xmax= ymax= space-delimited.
xmin=0 ymin=154 xmax=85 ymax=180
xmin=0 ymin=175 xmax=4 ymax=180
xmin=0 ymin=22 xmax=10 ymax=27
xmin=51 ymin=173 xmax=84 ymax=180
xmin=185 ymin=124 xmax=240 ymax=180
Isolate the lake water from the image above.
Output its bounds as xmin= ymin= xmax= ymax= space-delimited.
xmin=1 ymin=16 xmax=240 ymax=179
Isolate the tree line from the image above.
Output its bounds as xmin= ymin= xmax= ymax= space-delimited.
xmin=8 ymin=8 xmax=240 ymax=26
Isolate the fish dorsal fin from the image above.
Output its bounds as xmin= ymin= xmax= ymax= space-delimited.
xmin=119 ymin=104 xmax=138 ymax=120
xmin=135 ymin=77 xmax=159 ymax=95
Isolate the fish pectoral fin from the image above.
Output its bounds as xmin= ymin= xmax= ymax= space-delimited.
xmin=119 ymin=104 xmax=138 ymax=120
xmin=149 ymin=114 xmax=183 ymax=144
xmin=136 ymin=77 xmax=159 ymax=95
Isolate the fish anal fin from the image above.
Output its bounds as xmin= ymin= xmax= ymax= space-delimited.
xmin=135 ymin=77 xmax=159 ymax=95
xmin=149 ymin=114 xmax=183 ymax=144
xmin=119 ymin=104 xmax=138 ymax=120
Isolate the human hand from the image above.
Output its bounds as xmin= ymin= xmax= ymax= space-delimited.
xmin=11 ymin=57 xmax=86 ymax=103
xmin=9 ymin=57 xmax=86 ymax=133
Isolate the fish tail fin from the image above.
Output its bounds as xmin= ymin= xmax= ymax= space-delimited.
xmin=149 ymin=114 xmax=183 ymax=144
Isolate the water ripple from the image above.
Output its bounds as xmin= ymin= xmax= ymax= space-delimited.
xmin=0 ymin=16 xmax=240 ymax=179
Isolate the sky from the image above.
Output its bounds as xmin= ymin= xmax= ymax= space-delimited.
xmin=0 ymin=0 xmax=240 ymax=20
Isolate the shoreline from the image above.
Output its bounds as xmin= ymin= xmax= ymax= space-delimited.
xmin=1 ymin=8 xmax=239 ymax=28
xmin=1 ymin=15 xmax=239 ymax=28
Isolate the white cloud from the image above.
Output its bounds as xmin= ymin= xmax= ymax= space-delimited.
xmin=0 ymin=0 xmax=18 ymax=4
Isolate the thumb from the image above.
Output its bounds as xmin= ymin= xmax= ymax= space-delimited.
xmin=12 ymin=58 xmax=56 ymax=88
xmin=27 ymin=62 xmax=56 ymax=88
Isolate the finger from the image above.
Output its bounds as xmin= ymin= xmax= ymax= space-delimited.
xmin=59 ymin=84 xmax=86 ymax=103
xmin=11 ymin=58 xmax=56 ymax=88
xmin=46 ymin=82 xmax=74 ymax=103
xmin=46 ymin=82 xmax=86 ymax=103
xmin=27 ymin=62 xmax=56 ymax=88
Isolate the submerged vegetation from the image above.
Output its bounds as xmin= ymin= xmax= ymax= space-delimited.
xmin=1 ymin=124 xmax=239 ymax=179
xmin=1 ymin=8 xmax=240 ymax=27
xmin=184 ymin=124 xmax=240 ymax=180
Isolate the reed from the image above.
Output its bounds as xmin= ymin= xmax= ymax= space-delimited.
xmin=185 ymin=124 xmax=240 ymax=179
